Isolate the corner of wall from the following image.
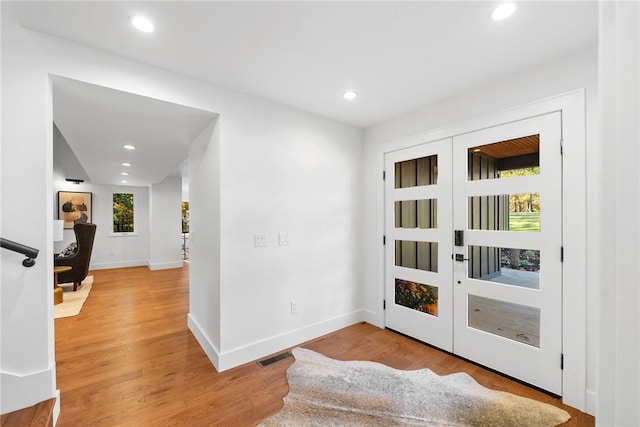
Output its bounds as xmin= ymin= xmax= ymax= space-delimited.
xmin=187 ymin=314 xmax=221 ymax=371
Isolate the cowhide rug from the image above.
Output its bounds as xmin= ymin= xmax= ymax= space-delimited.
xmin=259 ymin=347 xmax=570 ymax=426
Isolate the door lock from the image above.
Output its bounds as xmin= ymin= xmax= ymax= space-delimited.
xmin=454 ymin=230 xmax=464 ymax=246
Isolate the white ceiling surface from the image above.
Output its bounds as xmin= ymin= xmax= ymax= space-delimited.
xmin=52 ymin=76 xmax=216 ymax=187
xmin=12 ymin=1 xmax=598 ymax=186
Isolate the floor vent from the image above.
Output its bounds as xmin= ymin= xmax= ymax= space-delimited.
xmin=258 ymin=351 xmax=293 ymax=367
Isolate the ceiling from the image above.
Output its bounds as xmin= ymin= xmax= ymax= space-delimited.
xmin=52 ymin=76 xmax=216 ymax=187
xmin=9 ymin=1 xmax=598 ymax=188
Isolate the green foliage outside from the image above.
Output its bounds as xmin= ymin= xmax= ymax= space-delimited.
xmin=509 ymin=213 xmax=540 ymax=232
xmin=113 ymin=193 xmax=134 ymax=232
xmin=395 ymin=279 xmax=438 ymax=315
xmin=182 ymin=201 xmax=189 ymax=233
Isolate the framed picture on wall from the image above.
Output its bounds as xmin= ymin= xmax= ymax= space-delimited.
xmin=58 ymin=191 xmax=92 ymax=229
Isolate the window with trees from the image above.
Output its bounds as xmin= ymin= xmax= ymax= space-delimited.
xmin=113 ymin=193 xmax=134 ymax=233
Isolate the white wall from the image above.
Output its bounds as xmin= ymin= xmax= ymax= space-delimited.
xmin=1 ymin=4 xmax=363 ymax=415
xmin=149 ymin=176 xmax=183 ymax=270
xmin=362 ymin=45 xmax=599 ymax=414
xmin=597 ymin=2 xmax=640 ymax=425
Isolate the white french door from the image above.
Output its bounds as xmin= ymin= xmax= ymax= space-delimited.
xmin=385 ymin=112 xmax=563 ymax=395
xmin=384 ymin=138 xmax=453 ymax=352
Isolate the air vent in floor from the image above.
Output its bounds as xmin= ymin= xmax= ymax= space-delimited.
xmin=258 ymin=351 xmax=293 ymax=367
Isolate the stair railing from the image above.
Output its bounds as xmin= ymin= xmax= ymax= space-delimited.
xmin=1 ymin=237 xmax=39 ymax=267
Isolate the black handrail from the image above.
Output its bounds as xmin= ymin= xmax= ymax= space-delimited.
xmin=1 ymin=237 xmax=39 ymax=267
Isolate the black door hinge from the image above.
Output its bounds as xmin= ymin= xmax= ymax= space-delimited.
xmin=561 ymin=246 xmax=564 ymax=262
xmin=383 ymin=300 xmax=386 ymax=310
xmin=560 ymin=138 xmax=564 ymax=155
xmin=383 ymin=170 xmax=386 ymax=181
xmin=383 ymin=235 xmax=386 ymax=245
xmin=561 ymin=353 xmax=564 ymax=370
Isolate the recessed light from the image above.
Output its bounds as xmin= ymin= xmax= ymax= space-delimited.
xmin=121 ymin=180 xmax=128 ymax=184
xmin=121 ymin=162 xmax=132 ymax=167
xmin=491 ymin=3 xmax=516 ymax=21
xmin=123 ymin=144 xmax=136 ymax=150
xmin=343 ymin=90 xmax=358 ymax=100
xmin=121 ymin=172 xmax=130 ymax=176
xmin=130 ymin=16 xmax=154 ymax=33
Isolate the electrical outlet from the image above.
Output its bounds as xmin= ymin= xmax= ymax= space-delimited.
xmin=290 ymin=300 xmax=298 ymax=314
xmin=254 ymin=233 xmax=267 ymax=247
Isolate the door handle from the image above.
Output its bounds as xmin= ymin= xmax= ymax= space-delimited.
xmin=455 ymin=253 xmax=469 ymax=262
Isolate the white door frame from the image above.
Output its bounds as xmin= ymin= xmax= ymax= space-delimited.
xmin=373 ymin=89 xmax=586 ymax=411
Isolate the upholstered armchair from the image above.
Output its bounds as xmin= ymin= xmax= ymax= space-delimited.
xmin=54 ymin=223 xmax=97 ymax=291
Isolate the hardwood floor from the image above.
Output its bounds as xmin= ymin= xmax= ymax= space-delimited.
xmin=55 ymin=264 xmax=594 ymax=426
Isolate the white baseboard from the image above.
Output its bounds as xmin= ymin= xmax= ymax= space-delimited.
xmin=361 ymin=309 xmax=381 ymax=328
xmin=53 ymin=389 xmax=60 ymax=426
xmin=0 ymin=368 xmax=56 ymax=415
xmin=187 ymin=314 xmax=221 ymax=371
xmin=188 ymin=310 xmax=367 ymax=373
xmin=89 ymin=259 xmax=147 ymax=270
xmin=216 ymin=309 xmax=367 ymax=372
xmin=147 ymin=260 xmax=183 ymax=270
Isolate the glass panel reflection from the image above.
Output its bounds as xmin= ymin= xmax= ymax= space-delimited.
xmin=395 ymin=278 xmax=438 ymax=317
xmin=395 ymin=155 xmax=438 ymax=188
xmin=395 ymin=240 xmax=438 ymax=272
xmin=468 ymin=193 xmax=540 ymax=232
xmin=468 ymin=134 xmax=540 ymax=181
xmin=395 ymin=199 xmax=438 ymax=229
xmin=468 ymin=295 xmax=540 ymax=347
xmin=468 ymin=246 xmax=540 ymax=289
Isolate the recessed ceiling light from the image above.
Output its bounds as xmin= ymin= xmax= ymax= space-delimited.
xmin=121 ymin=172 xmax=130 ymax=176
xmin=121 ymin=162 xmax=132 ymax=167
xmin=121 ymin=180 xmax=128 ymax=184
xmin=123 ymin=144 xmax=136 ymax=150
xmin=130 ymin=16 xmax=154 ymax=33
xmin=491 ymin=3 xmax=516 ymax=21
xmin=343 ymin=90 xmax=358 ymax=100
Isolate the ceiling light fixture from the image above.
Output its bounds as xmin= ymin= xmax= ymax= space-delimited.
xmin=121 ymin=180 xmax=128 ymax=184
xmin=491 ymin=3 xmax=516 ymax=21
xmin=121 ymin=172 xmax=130 ymax=176
xmin=121 ymin=162 xmax=132 ymax=167
xmin=343 ymin=90 xmax=358 ymax=100
xmin=130 ymin=16 xmax=154 ymax=33
xmin=123 ymin=144 xmax=136 ymax=150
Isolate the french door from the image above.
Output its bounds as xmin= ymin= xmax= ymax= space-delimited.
xmin=384 ymin=138 xmax=453 ymax=352
xmin=385 ymin=112 xmax=563 ymax=394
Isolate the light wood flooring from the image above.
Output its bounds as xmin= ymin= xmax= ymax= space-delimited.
xmin=55 ymin=264 xmax=594 ymax=426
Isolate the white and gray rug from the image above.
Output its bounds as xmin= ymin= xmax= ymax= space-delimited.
xmin=259 ymin=347 xmax=570 ymax=426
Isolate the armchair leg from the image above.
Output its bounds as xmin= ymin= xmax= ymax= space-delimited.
xmin=73 ymin=281 xmax=80 ymax=291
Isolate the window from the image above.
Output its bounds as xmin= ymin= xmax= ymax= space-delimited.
xmin=113 ymin=193 xmax=134 ymax=232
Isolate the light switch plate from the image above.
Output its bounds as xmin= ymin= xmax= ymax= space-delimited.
xmin=254 ymin=233 xmax=267 ymax=247
xmin=278 ymin=232 xmax=290 ymax=246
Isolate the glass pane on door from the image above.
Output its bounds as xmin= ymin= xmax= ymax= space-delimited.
xmin=468 ymin=134 xmax=540 ymax=181
xmin=395 ymin=240 xmax=438 ymax=272
xmin=395 ymin=279 xmax=439 ymax=317
xmin=468 ymin=295 xmax=540 ymax=347
xmin=467 ymin=245 xmax=540 ymax=289
xmin=395 ymin=155 xmax=438 ymax=188
xmin=468 ymin=193 xmax=540 ymax=232
xmin=395 ymin=199 xmax=438 ymax=229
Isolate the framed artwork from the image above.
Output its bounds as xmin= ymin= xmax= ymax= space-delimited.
xmin=58 ymin=191 xmax=92 ymax=229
